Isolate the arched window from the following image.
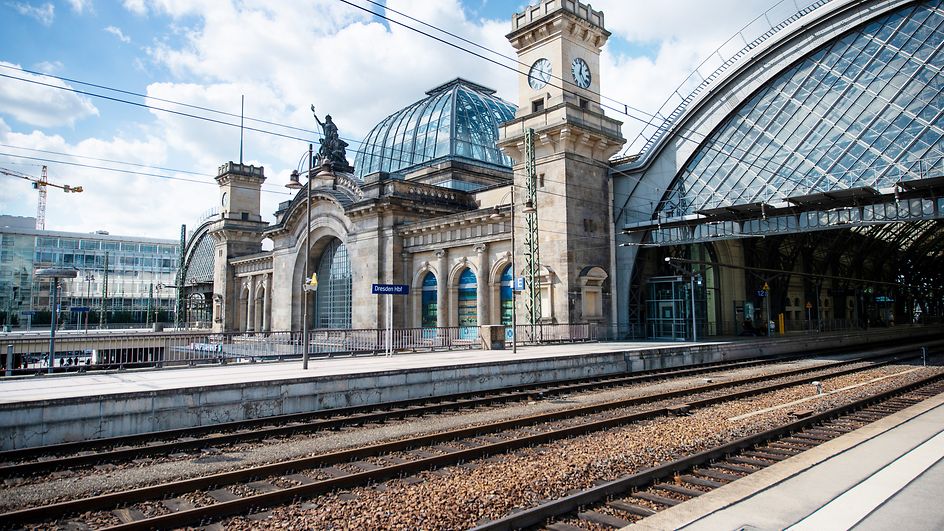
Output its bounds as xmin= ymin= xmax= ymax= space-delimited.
xmin=457 ymin=268 xmax=477 ymax=338
xmin=314 ymin=239 xmax=351 ymax=329
xmin=499 ymin=264 xmax=513 ymax=326
xmin=421 ymin=272 xmax=437 ymax=328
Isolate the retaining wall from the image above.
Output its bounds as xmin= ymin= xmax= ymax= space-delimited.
xmin=1 ymin=327 xmax=940 ymax=451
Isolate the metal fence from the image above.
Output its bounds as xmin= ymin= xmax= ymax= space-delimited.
xmin=0 ymin=322 xmax=600 ymax=377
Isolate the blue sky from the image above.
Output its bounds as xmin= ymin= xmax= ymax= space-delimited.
xmin=0 ymin=0 xmax=784 ymax=238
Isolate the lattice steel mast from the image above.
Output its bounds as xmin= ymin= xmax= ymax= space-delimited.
xmin=523 ymin=128 xmax=541 ymax=328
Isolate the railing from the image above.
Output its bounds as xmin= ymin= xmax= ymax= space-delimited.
xmin=0 ymin=323 xmax=601 ymax=377
xmin=1 ymin=330 xmax=243 ymax=376
xmin=512 ymin=323 xmax=596 ymax=344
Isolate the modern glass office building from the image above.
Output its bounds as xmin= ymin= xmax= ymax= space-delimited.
xmin=0 ymin=215 xmax=179 ymax=328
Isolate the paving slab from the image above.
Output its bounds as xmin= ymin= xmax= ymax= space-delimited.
xmin=631 ymin=392 xmax=944 ymax=531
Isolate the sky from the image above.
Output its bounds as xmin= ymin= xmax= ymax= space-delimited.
xmin=0 ymin=0 xmax=793 ymax=240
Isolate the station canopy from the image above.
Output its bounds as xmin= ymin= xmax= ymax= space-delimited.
xmin=658 ymin=2 xmax=943 ymax=222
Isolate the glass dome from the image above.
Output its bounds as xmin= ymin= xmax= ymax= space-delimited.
xmin=354 ymin=78 xmax=517 ymax=179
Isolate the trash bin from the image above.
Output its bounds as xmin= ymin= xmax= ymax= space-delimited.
xmin=481 ymin=325 xmax=505 ymax=350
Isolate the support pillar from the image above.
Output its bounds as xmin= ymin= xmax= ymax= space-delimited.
xmin=475 ymin=244 xmax=488 ymax=326
xmin=245 ymin=278 xmax=255 ymax=333
xmin=436 ymin=249 xmax=448 ymax=328
xmin=262 ymin=273 xmax=271 ymax=332
xmin=401 ymin=252 xmax=412 ymax=328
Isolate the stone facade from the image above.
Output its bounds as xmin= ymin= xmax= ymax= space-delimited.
xmin=197 ymin=0 xmax=624 ymax=335
xmin=499 ymin=0 xmax=625 ymax=325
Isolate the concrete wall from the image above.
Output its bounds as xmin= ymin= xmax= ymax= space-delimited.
xmin=0 ymin=327 xmax=938 ymax=451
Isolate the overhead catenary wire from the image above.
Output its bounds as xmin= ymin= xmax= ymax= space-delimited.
xmin=0 ymin=143 xmax=216 ymax=178
xmin=0 ymin=63 xmax=319 ymax=138
xmin=359 ymin=0 xmax=661 ymax=122
xmin=0 ymin=2 xmax=895 ymax=215
xmin=0 ymin=2 xmax=770 ymax=170
xmin=0 ymin=63 xmax=806 ymax=206
xmin=0 ymin=151 xmax=293 ymax=196
xmin=2 ymin=59 xmax=896 ymax=220
xmin=0 ymin=141 xmax=662 ymax=226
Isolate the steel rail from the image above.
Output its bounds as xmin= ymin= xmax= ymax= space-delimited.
xmin=0 ymin=353 xmax=816 ymax=477
xmin=2 ymin=346 xmax=931 ymax=528
xmin=470 ymin=371 xmax=944 ymax=531
xmin=4 ymin=335 xmax=925 ymax=470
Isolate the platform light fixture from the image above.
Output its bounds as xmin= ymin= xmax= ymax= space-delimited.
xmin=286 ymin=144 xmax=314 ymax=369
xmin=34 ymin=267 xmax=78 ymax=373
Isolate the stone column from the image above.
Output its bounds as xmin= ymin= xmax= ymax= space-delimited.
xmin=245 ymin=278 xmax=255 ymax=333
xmin=436 ymin=249 xmax=448 ymax=328
xmin=262 ymin=273 xmax=271 ymax=332
xmin=474 ymin=244 xmax=488 ymax=326
xmin=401 ymin=251 xmax=412 ymax=328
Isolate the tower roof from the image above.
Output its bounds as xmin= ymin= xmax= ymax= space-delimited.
xmin=354 ymin=78 xmax=517 ymax=179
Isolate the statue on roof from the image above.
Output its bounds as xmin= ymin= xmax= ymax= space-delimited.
xmin=311 ymin=105 xmax=352 ymax=172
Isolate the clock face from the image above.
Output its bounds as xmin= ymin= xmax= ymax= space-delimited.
xmin=571 ymin=57 xmax=591 ymax=88
xmin=221 ymin=191 xmax=228 ymax=208
xmin=528 ymin=58 xmax=552 ymax=90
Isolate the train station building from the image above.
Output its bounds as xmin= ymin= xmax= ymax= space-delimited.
xmin=181 ymin=0 xmax=943 ymax=340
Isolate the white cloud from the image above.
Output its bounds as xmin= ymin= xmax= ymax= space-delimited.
xmin=34 ymin=60 xmax=64 ymax=74
xmin=0 ymin=62 xmax=99 ymax=128
xmin=8 ymin=1 xmax=54 ymax=25
xmin=144 ymin=0 xmax=515 ymax=139
xmin=595 ymin=0 xmax=783 ymax=151
xmin=66 ymin=0 xmax=91 ymax=14
xmin=109 ymin=0 xmax=514 ymax=231
xmin=104 ymin=25 xmax=132 ymax=43
xmin=0 ymin=121 xmax=217 ymax=239
xmin=122 ymin=0 xmax=146 ymax=16
xmin=2 ymin=0 xmax=798 ymax=238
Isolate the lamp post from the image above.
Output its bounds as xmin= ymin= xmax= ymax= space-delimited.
xmin=3 ymin=284 xmax=17 ymax=333
xmin=286 ymin=144 xmax=314 ymax=369
xmin=3 ymin=269 xmax=22 ymax=332
xmin=156 ymin=282 xmax=179 ymax=330
xmin=146 ymin=282 xmax=153 ymax=327
xmin=490 ymin=187 xmax=536 ymax=354
xmin=34 ymin=267 xmax=77 ymax=373
xmin=84 ymin=273 xmax=94 ymax=333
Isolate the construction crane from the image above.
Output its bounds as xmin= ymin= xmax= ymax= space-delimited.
xmin=0 ymin=165 xmax=83 ymax=230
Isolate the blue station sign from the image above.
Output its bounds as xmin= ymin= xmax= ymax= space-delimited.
xmin=371 ymin=283 xmax=410 ymax=295
xmin=514 ymin=276 xmax=526 ymax=292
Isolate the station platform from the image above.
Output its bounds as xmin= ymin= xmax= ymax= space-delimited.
xmin=0 ymin=339 xmax=690 ymax=405
xmin=0 ymin=327 xmax=938 ymax=451
xmin=633 ymin=383 xmax=944 ymax=530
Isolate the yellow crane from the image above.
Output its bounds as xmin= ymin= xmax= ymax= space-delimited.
xmin=0 ymin=165 xmax=83 ymax=230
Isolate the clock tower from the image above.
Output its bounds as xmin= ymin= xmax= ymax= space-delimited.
xmin=499 ymin=0 xmax=624 ymax=326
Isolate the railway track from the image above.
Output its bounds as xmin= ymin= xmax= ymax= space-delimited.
xmin=0 ymin=347 xmax=871 ymax=478
xmin=1 ymin=346 xmax=935 ymax=530
xmin=472 ymin=373 xmax=944 ymax=531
